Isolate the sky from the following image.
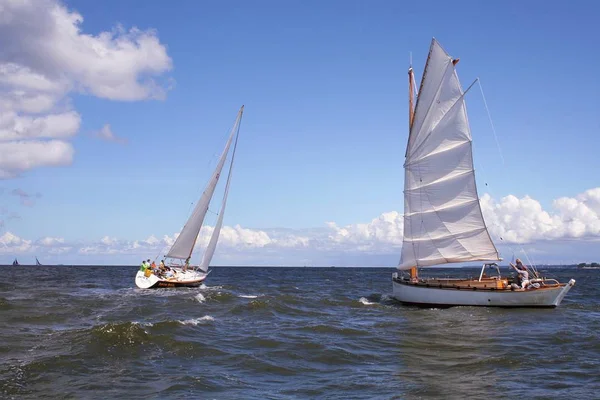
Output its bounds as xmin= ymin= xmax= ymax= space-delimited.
xmin=0 ymin=0 xmax=599 ymax=266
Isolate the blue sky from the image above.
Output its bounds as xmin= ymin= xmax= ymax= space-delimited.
xmin=0 ymin=0 xmax=599 ymax=265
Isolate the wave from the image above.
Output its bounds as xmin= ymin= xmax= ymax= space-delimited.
xmin=358 ymin=297 xmax=377 ymax=305
xmin=178 ymin=316 xmax=214 ymax=326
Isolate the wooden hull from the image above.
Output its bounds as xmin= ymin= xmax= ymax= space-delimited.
xmin=135 ymin=270 xmax=207 ymax=289
xmin=391 ymin=274 xmax=576 ymax=308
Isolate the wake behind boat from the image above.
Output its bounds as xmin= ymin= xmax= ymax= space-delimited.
xmin=135 ymin=106 xmax=244 ymax=289
xmin=391 ymin=39 xmax=575 ymax=307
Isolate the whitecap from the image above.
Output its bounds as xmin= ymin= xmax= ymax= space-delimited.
xmin=238 ymin=294 xmax=259 ymax=299
xmin=195 ymin=293 xmax=206 ymax=303
xmin=359 ymin=297 xmax=377 ymax=305
xmin=178 ymin=316 xmax=214 ymax=326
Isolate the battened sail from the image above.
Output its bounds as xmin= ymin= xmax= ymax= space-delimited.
xmin=166 ymin=106 xmax=244 ymax=261
xmin=398 ymin=39 xmax=499 ymax=270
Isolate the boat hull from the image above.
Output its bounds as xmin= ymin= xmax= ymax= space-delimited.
xmin=135 ymin=270 xmax=207 ymax=289
xmin=391 ymin=275 xmax=576 ymax=308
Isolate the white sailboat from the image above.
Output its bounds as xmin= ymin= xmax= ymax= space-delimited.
xmin=391 ymin=39 xmax=575 ymax=307
xmin=135 ymin=106 xmax=244 ymax=289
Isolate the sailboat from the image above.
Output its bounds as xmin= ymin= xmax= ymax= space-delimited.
xmin=391 ymin=39 xmax=575 ymax=307
xmin=35 ymin=257 xmax=41 ymax=266
xmin=12 ymin=258 xmax=19 ymax=266
xmin=135 ymin=106 xmax=244 ymax=289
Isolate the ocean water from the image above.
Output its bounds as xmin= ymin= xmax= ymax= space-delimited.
xmin=0 ymin=266 xmax=598 ymax=399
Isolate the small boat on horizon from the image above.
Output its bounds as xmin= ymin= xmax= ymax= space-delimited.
xmin=135 ymin=106 xmax=244 ymax=289
xmin=12 ymin=258 xmax=19 ymax=266
xmin=35 ymin=257 xmax=41 ymax=266
xmin=391 ymin=38 xmax=575 ymax=308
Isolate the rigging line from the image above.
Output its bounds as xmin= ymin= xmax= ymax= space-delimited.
xmin=477 ymin=79 xmax=505 ymax=166
xmin=478 ymin=82 xmax=542 ymax=273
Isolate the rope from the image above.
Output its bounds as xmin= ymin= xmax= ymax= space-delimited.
xmin=478 ymin=79 xmax=505 ymax=166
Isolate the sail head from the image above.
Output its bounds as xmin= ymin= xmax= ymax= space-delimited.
xmin=166 ymin=107 xmax=244 ymax=263
xmin=399 ymin=39 xmax=499 ymax=270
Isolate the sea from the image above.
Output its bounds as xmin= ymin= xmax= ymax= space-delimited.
xmin=0 ymin=266 xmax=598 ymax=399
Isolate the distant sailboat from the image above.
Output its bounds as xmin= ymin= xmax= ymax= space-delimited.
xmin=12 ymin=258 xmax=19 ymax=266
xmin=391 ymin=39 xmax=575 ymax=307
xmin=35 ymin=257 xmax=41 ymax=266
xmin=135 ymin=106 xmax=244 ymax=289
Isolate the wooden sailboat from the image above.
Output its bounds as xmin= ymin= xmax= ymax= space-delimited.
xmin=135 ymin=106 xmax=244 ymax=289
xmin=391 ymin=39 xmax=575 ymax=307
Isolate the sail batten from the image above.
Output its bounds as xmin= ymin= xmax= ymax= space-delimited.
xmin=399 ymin=39 xmax=499 ymax=270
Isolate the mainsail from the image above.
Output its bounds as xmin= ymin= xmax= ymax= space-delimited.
xmin=166 ymin=106 xmax=244 ymax=263
xmin=35 ymin=257 xmax=41 ymax=266
xmin=398 ymin=39 xmax=499 ymax=270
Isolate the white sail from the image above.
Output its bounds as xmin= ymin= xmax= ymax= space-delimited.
xmin=198 ymin=120 xmax=241 ymax=272
xmin=166 ymin=107 xmax=244 ymax=261
xmin=399 ymin=39 xmax=499 ymax=270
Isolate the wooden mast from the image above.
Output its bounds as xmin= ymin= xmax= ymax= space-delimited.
xmin=408 ymin=64 xmax=418 ymax=281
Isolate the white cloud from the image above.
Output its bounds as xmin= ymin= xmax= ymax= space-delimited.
xmin=37 ymin=236 xmax=65 ymax=246
xmin=0 ymin=140 xmax=74 ymax=178
xmin=3 ymin=188 xmax=600 ymax=265
xmin=325 ymin=211 xmax=403 ymax=251
xmin=0 ymin=231 xmax=32 ymax=253
xmin=481 ymin=188 xmax=600 ymax=243
xmin=0 ymin=0 xmax=172 ymax=178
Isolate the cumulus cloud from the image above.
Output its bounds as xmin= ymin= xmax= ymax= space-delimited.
xmin=481 ymin=188 xmax=600 ymax=243
xmin=325 ymin=211 xmax=404 ymax=252
xmin=3 ymin=188 xmax=600 ymax=264
xmin=0 ymin=231 xmax=32 ymax=253
xmin=0 ymin=0 xmax=172 ymax=178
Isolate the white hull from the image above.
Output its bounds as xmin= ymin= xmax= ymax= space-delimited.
xmin=135 ymin=268 xmax=208 ymax=289
xmin=392 ymin=275 xmax=576 ymax=308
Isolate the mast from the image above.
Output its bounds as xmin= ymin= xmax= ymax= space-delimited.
xmin=199 ymin=105 xmax=244 ymax=272
xmin=408 ymin=64 xmax=418 ymax=281
xmin=398 ymin=38 xmax=500 ymax=271
xmin=165 ymin=107 xmax=244 ymax=263
xmin=408 ymin=66 xmax=415 ymax=129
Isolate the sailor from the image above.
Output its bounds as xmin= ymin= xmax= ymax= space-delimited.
xmin=510 ymin=258 xmax=530 ymax=289
xmin=140 ymin=260 xmax=147 ymax=272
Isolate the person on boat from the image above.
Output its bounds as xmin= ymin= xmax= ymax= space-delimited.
xmin=139 ymin=260 xmax=147 ymax=272
xmin=510 ymin=259 xmax=530 ymax=289
xmin=151 ymin=260 xmax=156 ymax=270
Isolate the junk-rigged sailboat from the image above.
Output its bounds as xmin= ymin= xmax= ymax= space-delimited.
xmin=135 ymin=106 xmax=244 ymax=289
xmin=391 ymin=39 xmax=575 ymax=307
